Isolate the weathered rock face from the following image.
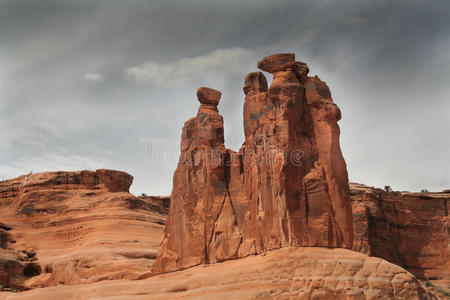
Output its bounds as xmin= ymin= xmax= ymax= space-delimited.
xmin=0 ymin=170 xmax=166 ymax=290
xmin=0 ymin=231 xmax=41 ymax=292
xmin=351 ymin=183 xmax=449 ymax=281
xmin=138 ymin=196 xmax=170 ymax=215
xmin=152 ymin=87 xmax=236 ymax=273
xmin=152 ymin=53 xmax=353 ymax=274
xmin=0 ymin=248 xmax=434 ymax=300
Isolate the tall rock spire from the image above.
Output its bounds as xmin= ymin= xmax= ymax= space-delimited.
xmin=152 ymin=54 xmax=353 ymax=274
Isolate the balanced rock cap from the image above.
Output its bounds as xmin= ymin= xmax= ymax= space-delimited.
xmin=197 ymin=87 xmax=222 ymax=106
xmin=257 ymin=53 xmax=295 ymax=73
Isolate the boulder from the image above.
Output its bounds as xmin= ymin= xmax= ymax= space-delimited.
xmin=196 ymin=87 xmax=222 ymax=106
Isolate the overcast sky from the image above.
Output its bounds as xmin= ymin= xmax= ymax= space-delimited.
xmin=1 ymin=0 xmax=449 ymax=195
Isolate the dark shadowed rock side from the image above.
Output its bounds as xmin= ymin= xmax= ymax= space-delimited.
xmin=152 ymin=53 xmax=354 ymax=274
xmin=351 ymin=183 xmax=449 ymax=282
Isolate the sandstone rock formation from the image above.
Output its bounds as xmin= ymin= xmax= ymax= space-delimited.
xmin=0 ymin=170 xmax=167 ymax=290
xmin=152 ymin=53 xmax=353 ymax=274
xmin=0 ymin=171 xmax=444 ymax=299
xmin=0 ymin=247 xmax=433 ymax=300
xmin=0 ymin=52 xmax=446 ymax=299
xmin=351 ymin=183 xmax=449 ymax=282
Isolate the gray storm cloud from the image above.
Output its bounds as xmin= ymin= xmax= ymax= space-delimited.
xmin=0 ymin=0 xmax=449 ymax=195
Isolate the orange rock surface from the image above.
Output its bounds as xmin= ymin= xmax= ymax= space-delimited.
xmin=0 ymin=247 xmax=433 ymax=300
xmin=0 ymin=172 xmax=444 ymax=299
xmin=351 ymin=183 xmax=449 ymax=281
xmin=152 ymin=53 xmax=353 ymax=274
xmin=0 ymin=170 xmax=166 ymax=290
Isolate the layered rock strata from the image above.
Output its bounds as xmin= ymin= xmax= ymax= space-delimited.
xmin=351 ymin=183 xmax=449 ymax=281
xmin=0 ymin=248 xmax=434 ymax=300
xmin=0 ymin=170 xmax=166 ymax=290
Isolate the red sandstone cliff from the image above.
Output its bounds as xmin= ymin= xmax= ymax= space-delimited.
xmin=0 ymin=170 xmax=166 ymax=291
xmin=351 ymin=183 xmax=449 ymax=283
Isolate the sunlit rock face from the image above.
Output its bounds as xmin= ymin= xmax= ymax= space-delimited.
xmin=0 ymin=170 xmax=167 ymax=290
xmin=152 ymin=53 xmax=353 ymax=274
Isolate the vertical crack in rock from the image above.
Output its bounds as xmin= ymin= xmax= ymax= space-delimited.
xmin=152 ymin=53 xmax=353 ymax=274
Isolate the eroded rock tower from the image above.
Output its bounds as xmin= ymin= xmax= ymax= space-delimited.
xmin=152 ymin=53 xmax=353 ymax=274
